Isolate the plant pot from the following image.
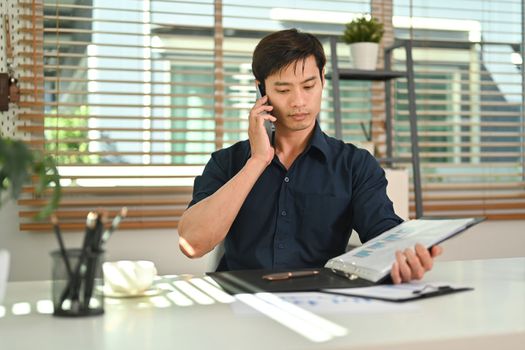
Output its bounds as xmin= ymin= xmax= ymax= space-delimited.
xmin=350 ymin=42 xmax=379 ymax=70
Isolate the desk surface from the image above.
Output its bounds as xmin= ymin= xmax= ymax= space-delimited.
xmin=1 ymin=257 xmax=524 ymax=350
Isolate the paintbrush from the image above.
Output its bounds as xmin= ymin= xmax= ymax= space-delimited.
xmin=51 ymin=214 xmax=73 ymax=280
xmin=82 ymin=211 xmax=105 ymax=310
xmin=99 ymin=207 xmax=128 ymax=249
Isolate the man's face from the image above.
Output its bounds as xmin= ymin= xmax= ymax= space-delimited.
xmin=263 ymin=55 xmax=324 ymax=133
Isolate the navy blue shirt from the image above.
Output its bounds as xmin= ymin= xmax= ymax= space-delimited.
xmin=189 ymin=122 xmax=403 ymax=271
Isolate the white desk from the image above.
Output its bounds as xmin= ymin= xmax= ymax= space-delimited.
xmin=1 ymin=257 xmax=524 ymax=350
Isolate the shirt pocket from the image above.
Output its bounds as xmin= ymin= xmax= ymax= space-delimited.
xmin=297 ymin=193 xmax=352 ymax=255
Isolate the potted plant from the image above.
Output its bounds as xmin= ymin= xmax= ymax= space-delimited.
xmin=0 ymin=136 xmax=61 ymax=302
xmin=342 ymin=15 xmax=385 ymax=70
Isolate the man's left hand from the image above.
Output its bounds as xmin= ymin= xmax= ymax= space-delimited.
xmin=390 ymin=244 xmax=443 ymax=284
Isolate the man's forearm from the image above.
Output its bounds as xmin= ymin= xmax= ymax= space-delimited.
xmin=178 ymin=157 xmax=268 ymax=258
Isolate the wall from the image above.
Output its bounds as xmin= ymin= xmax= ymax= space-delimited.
xmin=1 ymin=197 xmax=523 ymax=281
xmin=438 ymin=219 xmax=525 ymax=262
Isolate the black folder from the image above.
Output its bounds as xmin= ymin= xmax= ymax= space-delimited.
xmin=207 ymin=268 xmax=375 ymax=294
xmin=207 ymin=268 xmax=473 ymax=302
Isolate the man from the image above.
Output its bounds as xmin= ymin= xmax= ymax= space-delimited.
xmin=178 ymin=29 xmax=441 ymax=284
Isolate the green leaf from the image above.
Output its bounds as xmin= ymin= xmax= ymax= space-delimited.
xmin=0 ymin=137 xmax=61 ymax=219
xmin=342 ymin=16 xmax=385 ymax=44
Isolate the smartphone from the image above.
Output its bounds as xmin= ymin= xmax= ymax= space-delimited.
xmin=256 ymin=83 xmax=275 ymax=146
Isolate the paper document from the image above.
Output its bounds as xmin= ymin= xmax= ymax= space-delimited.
xmin=231 ymin=292 xmax=417 ymax=315
xmin=325 ymin=218 xmax=483 ymax=283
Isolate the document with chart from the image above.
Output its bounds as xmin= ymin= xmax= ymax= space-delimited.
xmin=325 ymin=218 xmax=483 ymax=283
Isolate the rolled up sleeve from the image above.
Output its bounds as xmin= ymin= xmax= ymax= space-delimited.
xmin=188 ymin=152 xmax=229 ymax=208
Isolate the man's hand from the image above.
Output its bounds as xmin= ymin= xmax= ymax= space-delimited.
xmin=248 ymin=94 xmax=276 ymax=165
xmin=390 ymin=244 xmax=443 ymax=284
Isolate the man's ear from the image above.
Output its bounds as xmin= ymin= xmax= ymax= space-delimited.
xmin=321 ymin=68 xmax=326 ymax=86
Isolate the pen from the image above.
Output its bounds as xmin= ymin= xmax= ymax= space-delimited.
xmin=262 ymin=270 xmax=320 ymax=281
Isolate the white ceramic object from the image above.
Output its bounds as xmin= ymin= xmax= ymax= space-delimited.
xmin=103 ymin=260 xmax=157 ymax=296
xmin=350 ymin=42 xmax=379 ymax=70
xmin=0 ymin=250 xmax=9 ymax=304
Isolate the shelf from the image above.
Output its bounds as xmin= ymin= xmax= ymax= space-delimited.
xmin=327 ymin=69 xmax=407 ymax=81
xmin=328 ymin=37 xmax=423 ymax=218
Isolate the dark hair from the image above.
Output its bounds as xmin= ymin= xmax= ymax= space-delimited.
xmin=252 ymin=29 xmax=326 ymax=87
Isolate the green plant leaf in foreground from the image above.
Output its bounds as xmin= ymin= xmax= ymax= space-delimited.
xmin=0 ymin=137 xmax=61 ymax=219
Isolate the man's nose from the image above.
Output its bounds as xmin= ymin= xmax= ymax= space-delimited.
xmin=290 ymin=89 xmax=306 ymax=107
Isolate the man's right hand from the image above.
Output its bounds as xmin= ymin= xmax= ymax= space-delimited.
xmin=179 ymin=95 xmax=277 ymax=258
xmin=248 ymin=95 xmax=276 ymax=165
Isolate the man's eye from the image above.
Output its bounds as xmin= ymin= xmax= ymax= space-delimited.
xmin=276 ymin=90 xmax=289 ymax=94
xmin=304 ymin=85 xmax=315 ymax=89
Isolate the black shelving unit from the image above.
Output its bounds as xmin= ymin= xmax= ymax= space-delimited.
xmin=327 ymin=38 xmax=423 ymax=218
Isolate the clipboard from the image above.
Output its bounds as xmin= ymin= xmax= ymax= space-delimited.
xmin=325 ymin=217 xmax=485 ymax=283
xmin=322 ymin=282 xmax=473 ymax=302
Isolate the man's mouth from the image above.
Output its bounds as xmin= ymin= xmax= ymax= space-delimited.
xmin=289 ymin=112 xmax=309 ymax=120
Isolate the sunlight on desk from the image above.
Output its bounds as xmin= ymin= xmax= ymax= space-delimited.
xmin=257 ymin=292 xmax=348 ymax=337
xmin=36 ymin=300 xmax=54 ymax=314
xmin=157 ymin=283 xmax=194 ymax=306
xmin=11 ymin=302 xmax=31 ymax=316
xmin=190 ymin=277 xmax=236 ymax=303
xmin=149 ymin=296 xmax=171 ymax=308
xmin=172 ymin=280 xmax=215 ymax=305
xmin=235 ymin=293 xmax=341 ymax=343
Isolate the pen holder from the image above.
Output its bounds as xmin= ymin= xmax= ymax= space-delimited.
xmin=51 ymin=248 xmax=105 ymax=317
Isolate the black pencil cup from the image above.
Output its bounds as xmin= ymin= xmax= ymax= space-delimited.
xmin=51 ymin=248 xmax=105 ymax=317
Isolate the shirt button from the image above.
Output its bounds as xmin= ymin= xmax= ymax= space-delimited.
xmin=281 ymin=210 xmax=287 ymax=216
xmin=278 ymin=243 xmax=285 ymax=249
xmin=284 ymin=177 xmax=290 ymax=183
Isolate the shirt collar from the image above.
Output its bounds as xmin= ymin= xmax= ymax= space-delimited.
xmin=247 ymin=120 xmax=330 ymax=162
xmin=307 ymin=120 xmax=330 ymax=162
